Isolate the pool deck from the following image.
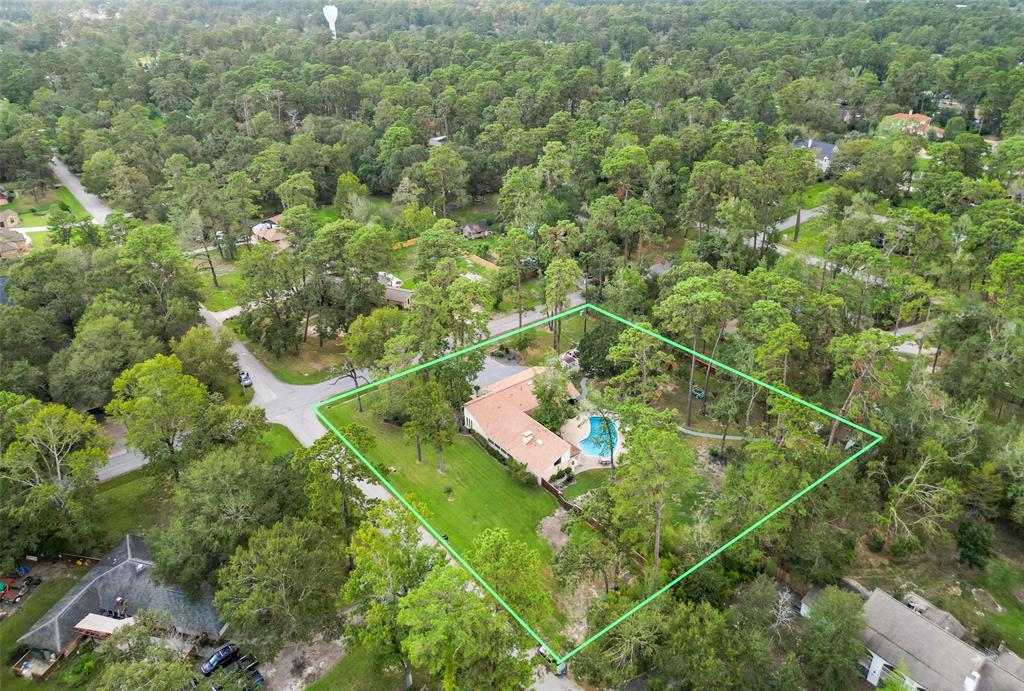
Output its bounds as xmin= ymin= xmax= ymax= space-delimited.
xmin=560 ymin=413 xmax=626 ymax=473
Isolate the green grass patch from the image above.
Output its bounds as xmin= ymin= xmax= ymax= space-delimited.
xmin=226 ymin=319 xmax=346 ymax=385
xmin=0 ymin=187 xmax=90 ymax=227
xmin=25 ymin=230 xmax=52 ymax=252
xmin=323 ymin=394 xmax=557 ymax=559
xmin=449 ymin=194 xmax=498 ymax=225
xmin=306 ymin=640 xmax=406 ymax=691
xmin=940 ymin=558 xmax=1024 ymax=656
xmin=263 ymin=423 xmax=300 ymax=458
xmin=563 ymin=468 xmax=611 ymax=501
xmin=801 ymin=180 xmax=833 ymax=209
xmin=781 ymin=215 xmax=830 ymax=256
xmin=197 ymin=267 xmax=245 ymax=311
xmin=94 ymin=468 xmax=168 ymax=549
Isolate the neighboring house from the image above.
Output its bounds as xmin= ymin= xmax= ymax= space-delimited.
xmin=792 ymin=138 xmax=837 ymax=173
xmin=802 ymin=587 xmax=1024 ymax=691
xmin=463 ymin=368 xmax=580 ymax=482
xmin=377 ymin=271 xmax=403 ymax=288
xmin=0 ymin=209 xmax=21 ymax=229
xmin=0 ymin=276 xmax=9 ymax=306
xmin=0 ymin=186 xmax=10 ymax=205
xmin=251 ymin=213 xmax=288 ymax=250
xmin=0 ymin=228 xmax=28 ymax=259
xmin=427 ymin=135 xmax=448 ymax=147
xmin=18 ymin=535 xmax=225 ymax=659
xmin=457 ymin=220 xmax=490 ymax=239
xmin=384 ymin=285 xmax=413 ymax=308
xmin=880 ymin=112 xmax=942 ymax=138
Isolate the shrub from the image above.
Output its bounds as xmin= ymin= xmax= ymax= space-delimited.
xmin=866 ymin=528 xmax=885 ymax=553
xmin=956 ymin=518 xmax=994 ymax=568
xmin=889 ymin=535 xmax=921 ymax=559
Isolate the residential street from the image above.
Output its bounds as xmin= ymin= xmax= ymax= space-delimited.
xmin=50 ymin=156 xmax=111 ymax=224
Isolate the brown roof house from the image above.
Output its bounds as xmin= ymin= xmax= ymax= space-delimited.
xmin=464 ymin=368 xmax=580 ymax=482
xmin=251 ymin=213 xmax=288 ymax=250
xmin=803 ymin=587 xmax=1024 ymax=691
xmin=0 ymin=228 xmax=28 ymax=259
xmin=880 ymin=112 xmax=942 ymax=138
xmin=1 ymin=209 xmax=21 ymax=229
xmin=384 ymin=285 xmax=414 ymax=309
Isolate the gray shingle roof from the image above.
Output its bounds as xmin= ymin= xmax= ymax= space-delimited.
xmin=863 ymin=589 xmax=1024 ymax=691
xmin=18 ymin=535 xmax=224 ymax=653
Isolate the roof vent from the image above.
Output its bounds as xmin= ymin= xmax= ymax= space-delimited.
xmin=135 ymin=563 xmax=146 ymax=574
xmin=536 ymin=439 xmax=544 ymax=446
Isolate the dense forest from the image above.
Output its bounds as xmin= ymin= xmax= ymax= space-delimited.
xmin=2 ymin=0 xmax=1024 ymax=689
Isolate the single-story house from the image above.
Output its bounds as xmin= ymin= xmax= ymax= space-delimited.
xmin=18 ymin=535 xmax=225 ymax=657
xmin=384 ymin=285 xmax=413 ymax=309
xmin=0 ymin=187 xmax=11 ymax=205
xmin=880 ymin=112 xmax=942 ymax=138
xmin=251 ymin=213 xmax=288 ymax=250
xmin=457 ymin=220 xmax=490 ymax=239
xmin=803 ymin=587 xmax=1024 ymax=691
xmin=792 ymin=138 xmax=837 ymax=173
xmin=1 ymin=209 xmax=21 ymax=229
xmin=463 ymin=368 xmax=580 ymax=482
xmin=427 ymin=135 xmax=448 ymax=147
xmin=0 ymin=228 xmax=28 ymax=259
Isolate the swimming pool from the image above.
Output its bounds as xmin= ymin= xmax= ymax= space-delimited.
xmin=579 ymin=416 xmax=617 ymax=456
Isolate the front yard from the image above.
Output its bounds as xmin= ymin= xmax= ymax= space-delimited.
xmin=0 ymin=186 xmax=90 ymax=227
xmin=322 ymin=395 xmax=558 ymax=560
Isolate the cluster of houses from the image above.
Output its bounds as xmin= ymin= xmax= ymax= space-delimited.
xmin=801 ymin=584 xmax=1024 ymax=691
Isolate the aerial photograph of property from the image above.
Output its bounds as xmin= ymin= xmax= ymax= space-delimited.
xmin=2 ymin=1 xmax=1024 ymax=690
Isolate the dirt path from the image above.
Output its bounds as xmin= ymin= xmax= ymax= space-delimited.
xmin=262 ymin=637 xmax=346 ymax=690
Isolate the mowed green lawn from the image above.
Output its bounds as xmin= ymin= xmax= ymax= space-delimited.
xmin=322 ymin=396 xmax=557 ymax=562
xmin=0 ymin=187 xmax=90 ymax=227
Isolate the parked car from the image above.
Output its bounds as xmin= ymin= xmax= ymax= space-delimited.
xmin=238 ymin=371 xmax=253 ymax=388
xmin=201 ymin=644 xmax=239 ymax=676
xmin=246 ymin=668 xmax=265 ymax=688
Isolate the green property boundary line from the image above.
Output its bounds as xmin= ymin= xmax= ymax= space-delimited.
xmin=312 ymin=303 xmax=884 ymax=664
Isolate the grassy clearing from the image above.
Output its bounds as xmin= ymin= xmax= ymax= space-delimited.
xmin=306 ymin=641 xmax=406 ymax=691
xmin=563 ymin=468 xmax=611 ymax=501
xmin=780 ymin=215 xmax=830 ymax=256
xmin=263 ymin=423 xmax=301 ymax=458
xmin=25 ymin=230 xmax=52 ymax=252
xmin=197 ymin=266 xmax=245 ymax=311
xmin=94 ymin=468 xmax=169 ymax=549
xmin=323 ymin=395 xmax=557 ymax=559
xmin=449 ymin=194 xmax=498 ymax=225
xmin=227 ymin=319 xmax=346 ymax=384
xmin=801 ymin=180 xmax=833 ymax=209
xmin=523 ymin=314 xmax=586 ymax=365
xmin=0 ymin=187 xmax=90 ymax=227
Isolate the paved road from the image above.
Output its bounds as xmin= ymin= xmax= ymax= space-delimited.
xmin=51 ymin=157 xmax=110 ymax=224
xmin=679 ymin=425 xmax=749 ymax=442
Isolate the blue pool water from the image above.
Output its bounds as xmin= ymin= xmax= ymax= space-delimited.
xmin=579 ymin=416 xmax=617 ymax=456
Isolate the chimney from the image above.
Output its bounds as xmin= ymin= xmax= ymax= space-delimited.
xmin=964 ymin=670 xmax=981 ymax=691
xmin=522 ymin=431 xmax=533 ymax=444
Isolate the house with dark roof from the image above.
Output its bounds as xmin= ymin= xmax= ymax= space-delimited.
xmin=803 ymin=587 xmax=1024 ymax=691
xmin=17 ymin=535 xmax=225 ymax=656
xmin=792 ymin=138 xmax=837 ymax=173
xmin=457 ymin=220 xmax=490 ymax=239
